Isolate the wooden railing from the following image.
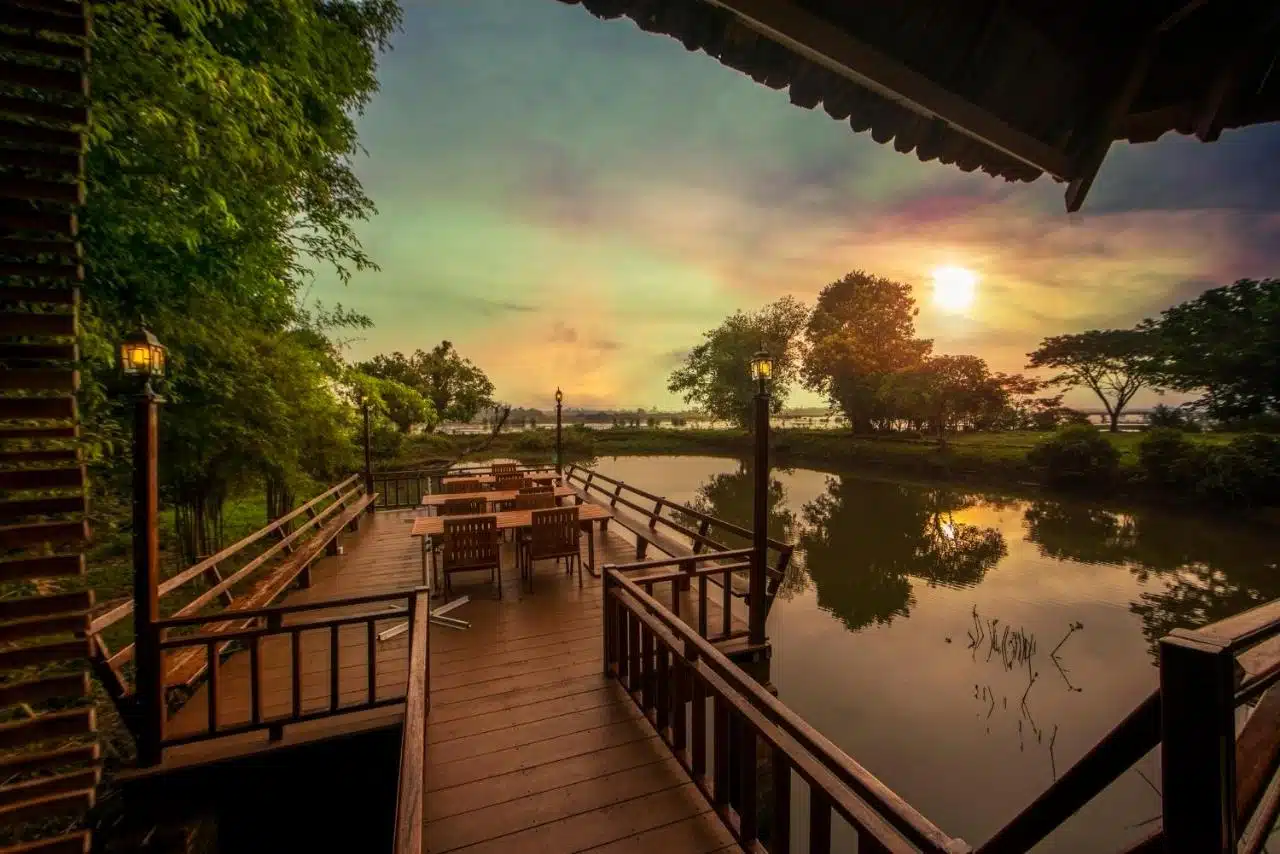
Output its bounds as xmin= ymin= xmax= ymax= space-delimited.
xmin=603 ymin=567 xmax=971 ymax=854
xmin=565 ymin=465 xmax=792 ymax=607
xmin=371 ymin=463 xmax=557 ymax=510
xmin=148 ymin=588 xmax=427 ymax=749
xmin=89 ymin=474 xmax=373 ymax=705
xmin=393 ymin=590 xmax=431 ymax=854
xmin=974 ymin=598 xmax=1280 ymax=854
xmin=606 ymin=550 xmax=757 ymax=645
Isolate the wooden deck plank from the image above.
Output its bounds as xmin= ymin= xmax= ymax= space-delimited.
xmin=160 ymin=508 xmax=728 ymax=852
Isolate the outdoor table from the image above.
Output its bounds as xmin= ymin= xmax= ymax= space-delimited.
xmin=440 ymin=472 xmax=560 ymax=488
xmin=420 ymin=485 xmax=574 ymax=511
xmin=411 ymin=504 xmax=613 ymax=593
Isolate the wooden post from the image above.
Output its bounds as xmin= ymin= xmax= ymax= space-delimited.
xmin=133 ymin=384 xmax=164 ymax=766
xmin=362 ymin=399 xmax=374 ymax=514
xmin=749 ymin=387 xmax=769 ymax=647
xmin=1159 ymin=628 xmax=1238 ymax=853
xmin=555 ymin=388 xmax=563 ymax=477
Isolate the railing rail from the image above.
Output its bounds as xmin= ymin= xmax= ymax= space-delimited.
xmin=393 ymin=590 xmax=430 ymax=854
xmin=608 ymin=550 xmax=756 ymax=642
xmin=603 ymin=566 xmax=969 ymax=854
xmin=151 ymin=587 xmax=427 ymax=749
xmin=371 ymin=463 xmax=558 ymax=510
xmin=89 ymin=475 xmax=371 ymax=705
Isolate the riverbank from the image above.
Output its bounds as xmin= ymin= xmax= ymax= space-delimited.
xmin=384 ymin=426 xmax=1279 ymax=519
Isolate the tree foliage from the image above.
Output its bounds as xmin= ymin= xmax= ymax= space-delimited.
xmin=357 ymin=342 xmax=495 ymax=425
xmin=1142 ymin=279 xmax=1280 ymax=420
xmin=803 ymin=271 xmax=932 ymax=432
xmin=81 ymin=0 xmax=403 ymax=559
xmin=667 ymin=297 xmax=809 ymax=429
xmin=1026 ymin=329 xmax=1157 ymax=432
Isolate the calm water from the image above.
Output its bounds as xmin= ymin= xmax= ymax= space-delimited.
xmin=592 ymin=455 xmax=1280 ymax=852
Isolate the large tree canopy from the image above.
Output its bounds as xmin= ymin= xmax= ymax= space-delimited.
xmin=1142 ymin=279 xmax=1280 ymax=420
xmin=667 ymin=296 xmax=809 ymax=429
xmin=1026 ymin=329 xmax=1157 ymax=432
xmin=81 ymin=0 xmax=402 ymax=558
xmin=357 ymin=341 xmax=495 ymax=425
xmin=803 ymin=271 xmax=932 ymax=433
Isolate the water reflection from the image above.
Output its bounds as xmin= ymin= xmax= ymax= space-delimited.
xmin=1022 ymin=500 xmax=1280 ymax=654
xmin=799 ymin=476 xmax=1007 ymax=631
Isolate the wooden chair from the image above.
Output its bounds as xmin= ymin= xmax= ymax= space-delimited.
xmin=494 ymin=475 xmax=524 ymax=493
xmin=427 ymin=498 xmax=488 ymax=575
xmin=444 ymin=478 xmax=481 ymax=494
xmin=520 ymin=481 xmax=552 ymax=494
xmin=441 ymin=516 xmax=502 ymax=598
xmin=491 ymin=462 xmax=519 ymax=478
xmin=514 ymin=492 xmax=556 ymax=511
xmin=518 ymin=506 xmax=581 ymax=592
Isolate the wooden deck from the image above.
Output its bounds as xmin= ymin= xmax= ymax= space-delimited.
xmin=164 ymin=508 xmax=738 ymax=852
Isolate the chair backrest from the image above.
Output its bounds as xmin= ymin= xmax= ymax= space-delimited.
xmin=491 ymin=462 xmax=519 ymax=478
xmin=444 ymin=479 xmax=481 ymax=494
xmin=529 ymin=506 xmax=579 ymax=558
xmin=519 ymin=484 xmax=553 ymax=495
xmin=441 ymin=497 xmax=486 ymax=516
xmin=442 ymin=516 xmax=499 ymax=568
xmin=514 ymin=492 xmax=556 ymax=511
xmin=494 ymin=475 xmax=524 ymax=492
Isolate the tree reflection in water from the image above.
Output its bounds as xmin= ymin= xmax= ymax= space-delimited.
xmin=798 ymin=476 xmax=1007 ymax=631
xmin=1023 ymin=498 xmax=1280 ymax=657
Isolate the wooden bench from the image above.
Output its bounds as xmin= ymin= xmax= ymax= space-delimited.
xmin=162 ymin=489 xmax=377 ymax=688
xmin=88 ymin=476 xmax=377 ymax=703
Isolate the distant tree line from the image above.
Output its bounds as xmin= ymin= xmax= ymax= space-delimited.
xmin=669 ymin=271 xmax=1280 ymax=437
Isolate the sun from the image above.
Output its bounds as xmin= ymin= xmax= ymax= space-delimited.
xmin=932 ymin=266 xmax=978 ymax=313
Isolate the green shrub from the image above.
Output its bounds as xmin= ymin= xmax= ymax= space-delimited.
xmin=1138 ymin=427 xmax=1202 ymax=489
xmin=513 ymin=429 xmax=553 ymax=452
xmin=1028 ymin=424 xmax=1120 ymax=489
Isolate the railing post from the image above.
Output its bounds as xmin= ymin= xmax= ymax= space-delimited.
xmin=1159 ymin=628 xmax=1238 ymax=853
xmin=362 ymin=398 xmax=375 ymax=514
xmin=602 ymin=567 xmax=614 ymax=676
xmin=555 ymin=388 xmax=563 ymax=476
xmin=132 ymin=384 xmax=164 ymax=766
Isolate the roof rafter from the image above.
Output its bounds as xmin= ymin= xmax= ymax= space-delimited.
xmin=700 ymin=0 xmax=1074 ymax=180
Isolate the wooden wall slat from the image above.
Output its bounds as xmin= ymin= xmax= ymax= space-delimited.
xmin=0 ymin=639 xmax=90 ymax=671
xmin=0 ymin=449 xmax=80 ymax=465
xmin=0 ymin=239 xmax=80 ymax=259
xmin=0 ymin=831 xmax=90 ymax=854
xmin=0 ymin=370 xmax=78 ymax=391
xmin=0 ymin=425 xmax=77 ymax=439
xmin=0 ymin=149 xmax=83 ymax=176
xmin=0 ymin=178 xmax=84 ymax=206
xmin=0 ymin=745 xmax=97 ymax=779
xmin=0 ymin=32 xmax=87 ymax=64
xmin=0 ymin=494 xmax=84 ymax=516
xmin=0 ymin=312 xmax=76 ymax=336
xmin=0 ymin=673 xmax=88 ymax=708
xmin=0 ymin=591 xmax=91 ymax=622
xmin=0 ymin=520 xmax=87 ymax=548
xmin=0 ymin=790 xmax=95 ymax=827
xmin=0 ymin=207 xmax=78 ymax=235
xmin=0 ymin=466 xmax=84 ymax=490
xmin=0 ymin=285 xmax=79 ymax=304
xmin=0 ymin=709 xmax=94 ymax=751
xmin=0 ymin=398 xmax=76 ymax=420
xmin=0 ymin=612 xmax=88 ymax=644
xmin=0 ymin=554 xmax=82 ymax=582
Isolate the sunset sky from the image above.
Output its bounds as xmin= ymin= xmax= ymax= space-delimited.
xmin=312 ymin=0 xmax=1280 ymax=411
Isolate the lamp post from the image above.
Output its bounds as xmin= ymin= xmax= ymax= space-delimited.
xmin=554 ymin=387 xmax=563 ymax=476
xmin=121 ymin=325 xmax=166 ymax=766
xmin=748 ymin=349 xmax=773 ymax=647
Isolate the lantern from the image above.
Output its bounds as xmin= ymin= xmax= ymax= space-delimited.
xmin=555 ymin=387 xmax=563 ymax=405
xmin=749 ymin=349 xmax=773 ymax=385
xmin=120 ymin=326 xmax=166 ymax=379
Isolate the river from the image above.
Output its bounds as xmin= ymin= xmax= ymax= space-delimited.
xmin=589 ymin=455 xmax=1280 ymax=852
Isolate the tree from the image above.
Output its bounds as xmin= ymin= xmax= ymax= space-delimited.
xmin=357 ymin=342 xmax=495 ymax=425
xmin=80 ymin=0 xmax=401 ymax=559
xmin=881 ymin=354 xmax=1005 ymax=441
xmin=803 ymin=271 xmax=932 ymax=432
xmin=344 ymin=371 xmax=437 ymax=434
xmin=1026 ymin=329 xmax=1157 ymax=432
xmin=667 ymin=296 xmax=809 ymax=429
xmin=1143 ymin=279 xmax=1280 ymax=420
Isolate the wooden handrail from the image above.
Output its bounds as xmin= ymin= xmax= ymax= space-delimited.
xmin=975 ymin=690 xmax=1161 ymax=854
xmin=155 ymin=589 xmax=415 ymax=628
xmin=607 ymin=548 xmax=756 ymax=573
xmin=568 ymin=464 xmax=790 ymax=552
xmin=89 ymin=474 xmax=362 ymax=634
xmin=393 ymin=590 xmax=430 ymax=854
xmin=605 ymin=568 xmax=964 ymax=853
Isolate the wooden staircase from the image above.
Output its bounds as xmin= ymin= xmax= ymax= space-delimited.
xmin=0 ymin=1 xmax=99 ymax=852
